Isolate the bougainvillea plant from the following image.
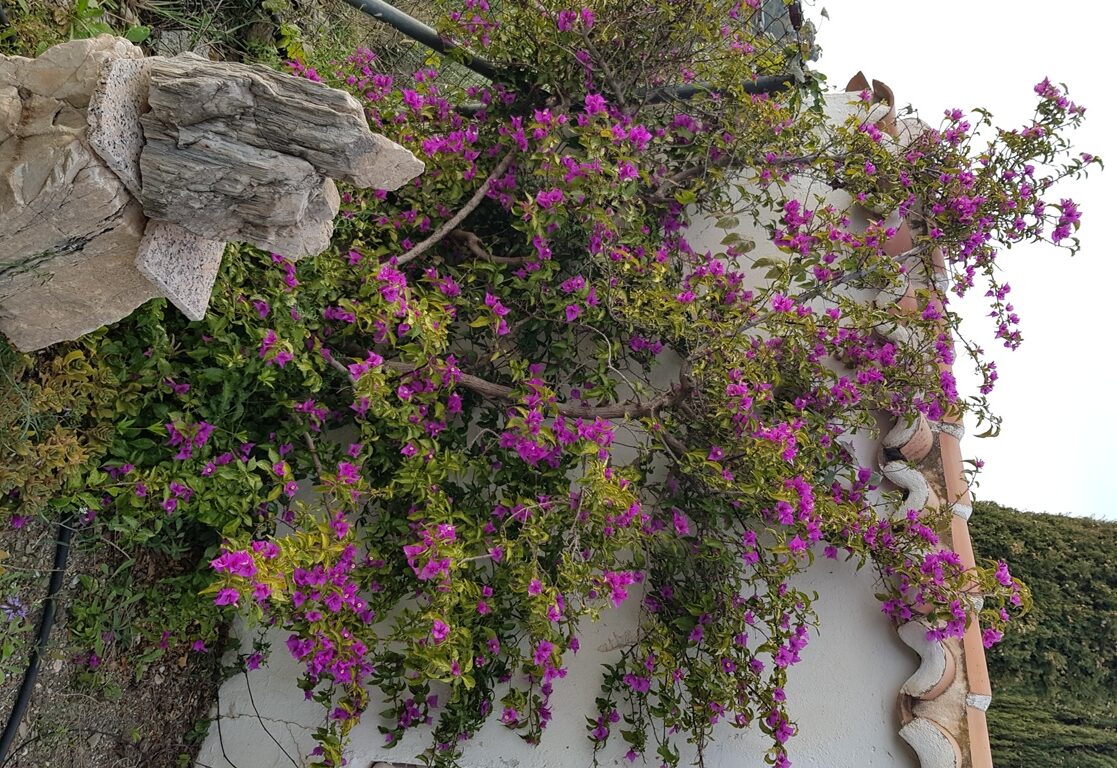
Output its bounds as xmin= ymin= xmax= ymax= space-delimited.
xmin=2 ymin=2 xmax=1096 ymax=767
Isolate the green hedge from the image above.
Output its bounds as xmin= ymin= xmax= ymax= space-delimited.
xmin=970 ymin=502 xmax=1117 ymax=767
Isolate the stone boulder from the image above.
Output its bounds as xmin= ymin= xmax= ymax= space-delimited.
xmin=0 ymin=36 xmax=159 ymax=351
xmin=0 ymin=36 xmax=425 ymax=351
xmin=135 ymin=54 xmax=423 ymax=258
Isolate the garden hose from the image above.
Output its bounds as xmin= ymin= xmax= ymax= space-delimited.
xmin=0 ymin=519 xmax=74 ymax=766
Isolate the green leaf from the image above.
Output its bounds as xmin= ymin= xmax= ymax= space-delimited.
xmin=124 ymin=25 xmax=151 ymax=43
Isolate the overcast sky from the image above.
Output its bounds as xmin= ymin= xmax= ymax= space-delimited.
xmin=805 ymin=0 xmax=1115 ymax=520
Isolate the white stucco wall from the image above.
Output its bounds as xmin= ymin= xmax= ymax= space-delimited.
xmin=197 ymin=544 xmax=914 ymax=768
xmin=195 ymin=93 xmax=919 ymax=768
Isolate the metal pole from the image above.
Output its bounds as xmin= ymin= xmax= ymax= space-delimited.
xmin=340 ymin=0 xmax=503 ymax=83
xmin=641 ymin=74 xmax=798 ymax=105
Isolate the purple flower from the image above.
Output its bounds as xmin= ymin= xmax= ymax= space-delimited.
xmin=337 ymin=461 xmax=360 ymax=485
xmin=602 ymin=571 xmax=637 ymax=607
xmin=431 ymin=619 xmax=450 ymax=643
xmin=211 ymin=549 xmax=257 ymax=578
xmin=584 ymin=93 xmax=607 ymax=115
xmin=259 ymin=330 xmax=277 ymax=357
xmin=214 ymin=588 xmax=240 ymax=606
xmin=1 ymin=596 xmax=26 ymax=621
xmin=533 ymin=640 xmax=553 ymax=665
xmin=771 ymin=294 xmax=794 ymax=312
xmin=623 ymin=673 xmax=651 ymax=693
xmin=672 ymin=509 xmax=689 ymax=536
xmin=536 ymin=188 xmax=565 ymax=209
xmin=555 ymin=9 xmax=577 ymax=31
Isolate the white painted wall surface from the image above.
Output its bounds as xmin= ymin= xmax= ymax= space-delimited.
xmin=195 ymin=93 xmax=918 ymax=768
xmin=196 ymin=548 xmax=915 ymax=768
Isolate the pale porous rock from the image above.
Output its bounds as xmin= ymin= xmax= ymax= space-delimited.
xmin=87 ymin=56 xmax=152 ymax=195
xmin=136 ymin=53 xmax=423 ymax=257
xmin=136 ymin=222 xmax=227 ymax=322
xmin=0 ymin=37 xmax=159 ymax=351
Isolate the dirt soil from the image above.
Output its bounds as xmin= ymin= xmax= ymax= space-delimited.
xmin=0 ymin=516 xmax=223 ymax=768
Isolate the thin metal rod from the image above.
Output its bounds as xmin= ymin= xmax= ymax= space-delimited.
xmin=340 ymin=0 xmax=502 ymax=82
xmin=641 ymin=74 xmax=797 ymax=105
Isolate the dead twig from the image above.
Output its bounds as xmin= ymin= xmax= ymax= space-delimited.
xmin=397 ymin=151 xmax=515 ymax=266
xmin=450 ymin=229 xmax=533 ymax=265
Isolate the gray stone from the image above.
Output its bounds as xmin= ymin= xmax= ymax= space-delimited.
xmin=1 ymin=37 xmax=425 ymax=349
xmin=0 ymin=35 xmax=142 ymax=110
xmin=133 ymin=53 xmax=421 ymax=258
xmin=0 ymin=85 xmax=20 ymax=143
xmin=142 ymin=53 xmax=423 ymax=189
xmin=0 ymin=199 xmax=155 ymax=350
xmin=87 ymin=56 xmax=152 ymax=196
xmin=0 ymin=37 xmax=158 ymax=351
xmin=136 ymin=222 xmax=227 ymax=321
xmin=151 ymin=29 xmax=213 ymax=58
xmin=138 ymin=117 xmax=341 ymax=257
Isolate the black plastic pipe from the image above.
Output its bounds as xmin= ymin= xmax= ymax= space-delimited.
xmin=0 ymin=520 xmax=74 ymax=765
xmin=340 ymin=0 xmax=502 ymax=82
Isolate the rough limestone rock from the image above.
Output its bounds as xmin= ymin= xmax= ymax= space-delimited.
xmin=136 ymin=54 xmax=424 ymax=257
xmin=0 ymin=37 xmax=159 ymax=351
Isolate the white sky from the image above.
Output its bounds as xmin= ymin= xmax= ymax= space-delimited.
xmin=806 ymin=0 xmax=1115 ymax=520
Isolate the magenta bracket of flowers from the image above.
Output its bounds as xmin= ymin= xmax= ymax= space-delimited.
xmin=44 ymin=2 xmax=1097 ymax=767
